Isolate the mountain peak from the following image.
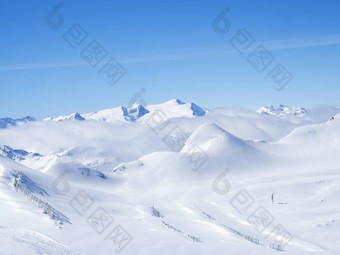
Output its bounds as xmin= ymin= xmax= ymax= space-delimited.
xmin=175 ymin=99 xmax=185 ymax=105
xmin=73 ymin=112 xmax=85 ymax=121
xmin=165 ymin=99 xmax=186 ymax=105
xmin=52 ymin=112 xmax=85 ymax=121
xmin=122 ymin=104 xmax=150 ymax=122
xmin=191 ymin=103 xmax=206 ymax=117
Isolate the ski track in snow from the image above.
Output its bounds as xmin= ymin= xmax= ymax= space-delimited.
xmin=0 ymin=227 xmax=85 ymax=255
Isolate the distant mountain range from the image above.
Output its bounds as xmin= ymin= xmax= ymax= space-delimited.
xmin=1 ymin=101 xmax=339 ymax=131
xmin=256 ymin=104 xmax=307 ymax=117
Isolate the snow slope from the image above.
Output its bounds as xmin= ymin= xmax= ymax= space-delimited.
xmin=0 ymin=100 xmax=339 ymax=254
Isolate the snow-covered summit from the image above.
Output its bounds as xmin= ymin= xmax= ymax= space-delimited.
xmin=180 ymin=122 xmax=262 ymax=170
xmin=182 ymin=122 xmax=246 ymax=153
xmin=122 ymin=104 xmax=150 ymax=121
xmin=48 ymin=112 xmax=86 ymax=121
xmin=146 ymin=99 xmax=207 ymax=119
xmin=257 ymin=104 xmax=307 ymax=118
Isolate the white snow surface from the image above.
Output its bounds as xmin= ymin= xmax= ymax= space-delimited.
xmin=0 ymin=99 xmax=339 ymax=254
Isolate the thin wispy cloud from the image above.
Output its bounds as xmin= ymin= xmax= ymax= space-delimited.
xmin=0 ymin=61 xmax=87 ymax=72
xmin=264 ymin=34 xmax=340 ymax=50
xmin=1 ymin=35 xmax=339 ymax=72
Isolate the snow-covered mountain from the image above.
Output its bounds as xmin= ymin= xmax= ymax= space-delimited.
xmin=46 ymin=112 xmax=86 ymax=122
xmin=0 ymin=100 xmax=339 ymax=254
xmin=0 ymin=116 xmax=35 ymax=128
xmin=122 ymin=104 xmax=150 ymax=121
xmin=257 ymin=104 xmax=307 ymax=117
xmin=0 ymin=145 xmax=42 ymax=161
xmin=44 ymin=99 xmax=207 ymax=123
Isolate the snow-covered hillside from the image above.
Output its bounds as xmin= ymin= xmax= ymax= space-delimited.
xmin=0 ymin=100 xmax=339 ymax=254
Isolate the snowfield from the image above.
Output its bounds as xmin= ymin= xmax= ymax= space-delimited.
xmin=0 ymin=99 xmax=339 ymax=255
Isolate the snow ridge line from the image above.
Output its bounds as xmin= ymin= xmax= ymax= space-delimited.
xmin=150 ymin=206 xmax=203 ymax=243
xmin=194 ymin=205 xmax=260 ymax=246
xmin=220 ymin=224 xmax=260 ymax=245
xmin=14 ymin=171 xmax=71 ymax=225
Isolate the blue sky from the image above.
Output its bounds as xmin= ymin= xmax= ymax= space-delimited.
xmin=1 ymin=0 xmax=339 ymax=119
